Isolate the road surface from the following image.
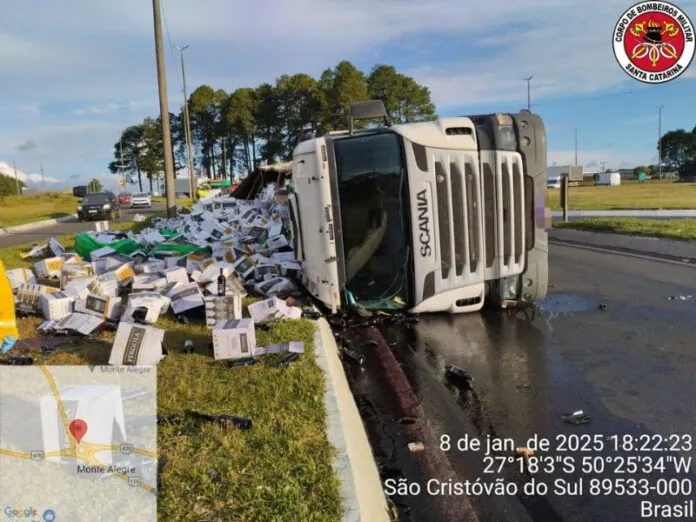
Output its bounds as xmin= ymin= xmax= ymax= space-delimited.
xmin=0 ymin=204 xmax=165 ymax=249
xmin=347 ymin=243 xmax=696 ymax=522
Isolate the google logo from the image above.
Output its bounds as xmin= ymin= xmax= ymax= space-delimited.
xmin=3 ymin=506 xmax=38 ymax=517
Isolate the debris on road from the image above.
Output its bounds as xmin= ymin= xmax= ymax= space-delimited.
xmin=444 ymin=365 xmax=474 ymax=384
xmin=562 ymin=410 xmax=590 ymax=425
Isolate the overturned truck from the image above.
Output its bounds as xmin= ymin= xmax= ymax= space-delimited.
xmin=287 ymin=100 xmax=550 ymax=314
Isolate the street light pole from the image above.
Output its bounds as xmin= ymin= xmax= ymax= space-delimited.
xmin=524 ymin=76 xmax=533 ymax=110
xmin=658 ymin=105 xmax=664 ymax=179
xmin=574 ymin=128 xmax=578 ymax=166
xmin=152 ymin=0 xmax=176 ymax=218
xmin=176 ymin=45 xmax=197 ymax=202
xmin=12 ymin=160 xmax=20 ymax=196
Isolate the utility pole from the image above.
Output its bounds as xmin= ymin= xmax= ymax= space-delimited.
xmin=41 ymin=164 xmax=46 ymax=188
xmin=658 ymin=105 xmax=664 ymax=179
xmin=574 ymin=128 xmax=579 ymax=166
xmin=176 ymin=45 xmax=196 ymax=201
xmin=600 ymin=161 xmax=607 ymax=173
xmin=152 ymin=0 xmax=176 ymax=217
xmin=524 ymin=76 xmax=533 ymax=110
xmin=12 ymin=160 xmax=20 ymax=196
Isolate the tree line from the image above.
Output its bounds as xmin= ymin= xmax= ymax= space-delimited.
xmin=657 ymin=126 xmax=696 ymax=178
xmin=0 ymin=173 xmax=26 ymax=197
xmin=109 ymin=61 xmax=437 ymax=192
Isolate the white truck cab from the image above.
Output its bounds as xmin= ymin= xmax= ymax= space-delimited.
xmin=288 ymin=100 xmax=550 ymax=314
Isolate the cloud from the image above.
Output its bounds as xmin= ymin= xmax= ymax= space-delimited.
xmin=17 ymin=105 xmax=40 ymax=115
xmin=71 ymin=103 xmax=123 ymax=116
xmin=0 ymin=161 xmax=60 ymax=184
xmin=16 ymin=140 xmax=38 ymax=152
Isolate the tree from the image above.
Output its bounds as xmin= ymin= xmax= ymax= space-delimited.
xmin=108 ymin=124 xmax=146 ymax=191
xmin=367 ymin=65 xmax=437 ymax=123
xmin=88 ymin=178 xmax=102 ymax=192
xmin=658 ymin=129 xmax=696 ymax=171
xmin=0 ymin=173 xmax=25 ymax=197
xmin=108 ymin=61 xmax=442 ymax=176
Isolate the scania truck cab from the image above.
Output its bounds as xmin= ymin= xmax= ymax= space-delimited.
xmin=288 ymin=100 xmax=550 ymax=314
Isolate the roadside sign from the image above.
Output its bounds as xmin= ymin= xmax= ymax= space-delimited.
xmin=119 ymin=178 xmax=125 ymax=189
xmin=568 ymin=166 xmax=583 ymax=181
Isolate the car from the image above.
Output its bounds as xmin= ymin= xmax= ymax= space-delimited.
xmin=131 ymin=192 xmax=152 ymax=208
xmin=77 ymin=192 xmax=121 ymax=221
xmin=118 ymin=192 xmax=132 ymax=205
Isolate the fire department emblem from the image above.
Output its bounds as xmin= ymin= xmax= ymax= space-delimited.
xmin=613 ymin=1 xmax=695 ymax=83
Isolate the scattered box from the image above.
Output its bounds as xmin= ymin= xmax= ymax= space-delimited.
xmin=40 ymin=291 xmax=75 ymax=321
xmin=109 ymin=322 xmax=165 ymax=365
xmin=211 ymin=318 xmax=256 ymax=360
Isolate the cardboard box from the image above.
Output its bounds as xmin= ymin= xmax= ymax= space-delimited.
xmin=62 ymin=278 xmax=100 ymax=300
xmin=15 ymin=284 xmax=60 ymax=314
xmin=34 ymin=257 xmax=64 ymax=278
xmin=5 ymin=268 xmax=36 ymax=292
xmin=204 ymin=294 xmax=243 ymax=327
xmin=40 ymin=291 xmax=75 ymax=320
xmin=93 ymin=253 xmax=134 ymax=276
xmin=74 ymin=294 xmax=122 ymax=321
xmin=211 ymin=318 xmax=256 ymax=360
xmin=167 ymin=283 xmax=204 ymax=314
xmin=90 ymin=246 xmax=117 ymax=261
xmin=109 ymin=322 xmax=165 ymax=365
xmin=231 ymin=255 xmax=255 ymax=280
xmin=132 ymin=274 xmax=168 ymax=292
xmin=247 ymin=296 xmax=302 ymax=323
xmin=121 ymin=292 xmax=170 ymax=324
xmin=164 ymin=267 xmax=189 ymax=285
xmin=54 ymin=312 xmax=104 ymax=335
xmin=97 ymin=264 xmax=135 ymax=286
xmin=60 ymin=262 xmax=95 ymax=288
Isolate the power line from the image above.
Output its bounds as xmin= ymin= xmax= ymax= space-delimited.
xmin=160 ymin=0 xmax=181 ymax=88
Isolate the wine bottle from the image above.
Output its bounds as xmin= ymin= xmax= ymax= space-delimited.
xmin=217 ymin=268 xmax=226 ymax=296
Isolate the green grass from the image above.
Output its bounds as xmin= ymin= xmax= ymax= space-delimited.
xmin=0 ymin=192 xmax=78 ymax=228
xmin=2 ymin=228 xmax=343 ymax=521
xmin=547 ymin=179 xmax=696 ymax=210
xmin=554 ymin=218 xmax=696 ymax=241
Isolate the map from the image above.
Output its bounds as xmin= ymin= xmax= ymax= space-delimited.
xmin=0 ymin=366 xmax=157 ymax=522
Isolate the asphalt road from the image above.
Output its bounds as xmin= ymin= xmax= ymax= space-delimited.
xmin=348 ymin=244 xmax=696 ymax=522
xmin=0 ymin=204 xmax=165 ymax=249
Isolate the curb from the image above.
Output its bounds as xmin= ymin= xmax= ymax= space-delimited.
xmin=550 ymin=210 xmax=696 ymax=217
xmin=313 ymin=318 xmax=390 ymax=522
xmin=0 ymin=215 xmax=77 ymax=235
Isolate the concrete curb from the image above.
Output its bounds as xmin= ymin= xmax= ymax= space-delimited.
xmin=0 ymin=215 xmax=77 ymax=235
xmin=313 ymin=317 xmax=390 ymax=522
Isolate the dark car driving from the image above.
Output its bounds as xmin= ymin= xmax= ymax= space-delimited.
xmin=77 ymin=192 xmax=122 ymax=221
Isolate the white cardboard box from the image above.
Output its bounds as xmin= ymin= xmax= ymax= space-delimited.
xmin=164 ymin=266 xmax=189 ymax=285
xmin=167 ymin=282 xmax=204 ymax=314
xmin=15 ymin=284 xmax=61 ymax=314
xmin=109 ymin=322 xmax=165 ymax=365
xmin=121 ymin=293 xmax=170 ymax=324
xmin=40 ymin=291 xmax=75 ymax=320
xmin=247 ymin=296 xmax=303 ymax=323
xmin=204 ymin=294 xmax=243 ymax=328
xmin=74 ymin=294 xmax=123 ymax=321
xmin=34 ymin=257 xmax=64 ymax=278
xmin=54 ymin=312 xmax=104 ymax=335
xmin=5 ymin=268 xmax=36 ymax=291
xmin=211 ymin=318 xmax=256 ymax=360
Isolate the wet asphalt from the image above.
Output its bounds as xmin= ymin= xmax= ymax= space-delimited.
xmin=0 ymin=204 xmax=166 ymax=249
xmin=345 ymin=243 xmax=696 ymax=522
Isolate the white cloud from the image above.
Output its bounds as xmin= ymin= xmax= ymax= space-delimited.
xmin=71 ymin=103 xmax=123 ymax=116
xmin=17 ymin=105 xmax=40 ymax=115
xmin=0 ymin=161 xmax=60 ymax=184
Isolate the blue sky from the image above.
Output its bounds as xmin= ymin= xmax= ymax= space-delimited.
xmin=1 ymin=0 xmax=695 ymax=192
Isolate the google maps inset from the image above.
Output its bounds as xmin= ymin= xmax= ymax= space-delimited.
xmin=0 ymin=365 xmax=157 ymax=521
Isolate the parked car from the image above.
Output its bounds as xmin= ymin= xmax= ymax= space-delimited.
xmin=77 ymin=192 xmax=121 ymax=221
xmin=131 ymin=192 xmax=152 ymax=208
xmin=118 ymin=192 xmax=132 ymax=206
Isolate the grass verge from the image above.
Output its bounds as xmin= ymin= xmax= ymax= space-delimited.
xmin=546 ymin=180 xmax=696 ymax=210
xmin=554 ymin=218 xmax=696 ymax=241
xmin=0 ymin=192 xmax=78 ymax=228
xmin=2 ymin=228 xmax=343 ymax=521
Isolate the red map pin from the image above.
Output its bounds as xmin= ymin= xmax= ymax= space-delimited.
xmin=69 ymin=419 xmax=88 ymax=444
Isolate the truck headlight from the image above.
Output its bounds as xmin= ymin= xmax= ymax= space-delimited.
xmin=501 ymin=276 xmax=519 ymax=300
xmin=103 ymin=204 xmax=111 ymax=209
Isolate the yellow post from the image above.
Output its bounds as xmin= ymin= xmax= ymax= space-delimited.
xmin=0 ymin=259 xmax=19 ymax=341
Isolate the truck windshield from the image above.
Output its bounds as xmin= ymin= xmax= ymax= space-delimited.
xmin=82 ymin=194 xmax=108 ymax=204
xmin=334 ymin=132 xmax=410 ymax=308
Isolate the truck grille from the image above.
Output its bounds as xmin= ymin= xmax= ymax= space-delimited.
xmin=481 ymin=152 xmax=526 ymax=279
xmin=432 ymin=154 xmax=483 ymax=284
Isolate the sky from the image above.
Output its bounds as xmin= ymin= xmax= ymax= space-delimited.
xmin=1 ymin=0 xmax=695 ymax=193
